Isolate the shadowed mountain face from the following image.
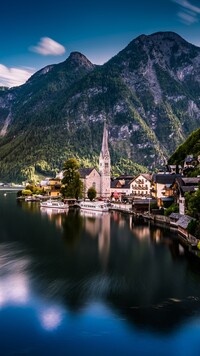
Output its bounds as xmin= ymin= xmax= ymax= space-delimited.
xmin=0 ymin=31 xmax=200 ymax=181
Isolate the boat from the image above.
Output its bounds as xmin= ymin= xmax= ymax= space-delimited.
xmin=25 ymin=196 xmax=40 ymax=202
xmin=40 ymin=199 xmax=69 ymax=210
xmin=79 ymin=201 xmax=110 ymax=212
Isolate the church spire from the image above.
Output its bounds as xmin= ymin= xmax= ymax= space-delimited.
xmin=99 ymin=120 xmax=111 ymax=198
xmin=101 ymin=120 xmax=110 ymax=159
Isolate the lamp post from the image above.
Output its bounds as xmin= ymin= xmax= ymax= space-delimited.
xmin=148 ymin=197 xmax=151 ymax=215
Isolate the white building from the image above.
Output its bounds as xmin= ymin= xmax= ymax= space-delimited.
xmin=130 ymin=174 xmax=152 ymax=198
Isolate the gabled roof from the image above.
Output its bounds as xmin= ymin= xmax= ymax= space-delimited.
xmin=111 ymin=179 xmax=131 ymax=189
xmin=181 ymin=186 xmax=195 ymax=193
xmin=140 ymin=173 xmax=152 ymax=181
xmin=153 ymin=174 xmax=181 ymax=184
xmin=116 ymin=175 xmax=134 ymax=180
xmin=176 ymin=215 xmax=194 ymax=229
xmin=79 ymin=167 xmax=99 ymax=178
xmin=182 ymin=177 xmax=200 ymax=185
xmin=130 ymin=173 xmax=152 ymax=184
xmin=169 ymin=213 xmax=182 ymax=220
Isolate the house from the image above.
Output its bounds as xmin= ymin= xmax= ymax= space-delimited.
xmin=169 ymin=212 xmax=183 ymax=227
xmin=172 ymin=176 xmax=200 ymax=214
xmin=166 ymin=164 xmax=182 ymax=174
xmin=40 ymin=177 xmax=62 ymax=197
xmin=151 ymin=173 xmax=181 ymax=207
xmin=176 ymin=215 xmax=194 ymax=238
xmin=110 ymin=175 xmax=133 ymax=200
xmin=183 ymin=155 xmax=199 ymax=175
xmin=130 ymin=174 xmax=152 ymax=198
xmin=183 ymin=155 xmax=198 ymax=169
xmin=132 ymin=198 xmax=156 ymax=214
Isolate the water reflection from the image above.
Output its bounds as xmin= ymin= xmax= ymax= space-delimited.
xmin=39 ymin=307 xmax=63 ymax=331
xmin=2 ymin=195 xmax=200 ymax=339
xmin=0 ymin=242 xmax=30 ymax=307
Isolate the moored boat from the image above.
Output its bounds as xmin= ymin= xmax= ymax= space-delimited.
xmin=79 ymin=201 xmax=110 ymax=212
xmin=40 ymin=199 xmax=69 ymax=210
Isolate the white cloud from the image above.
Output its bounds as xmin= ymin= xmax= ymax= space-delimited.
xmin=0 ymin=64 xmax=35 ymax=88
xmin=177 ymin=10 xmax=198 ymax=24
xmin=30 ymin=37 xmax=66 ymax=56
xmin=172 ymin=0 xmax=200 ymax=24
xmin=173 ymin=0 xmax=200 ymax=13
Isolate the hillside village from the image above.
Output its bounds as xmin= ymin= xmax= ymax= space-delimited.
xmin=17 ymin=121 xmax=200 ymax=246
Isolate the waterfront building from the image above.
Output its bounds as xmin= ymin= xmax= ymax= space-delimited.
xmin=151 ymin=173 xmax=181 ymax=207
xmin=110 ymin=175 xmax=133 ymax=200
xmin=130 ymin=174 xmax=152 ymax=198
xmin=172 ymin=176 xmax=200 ymax=214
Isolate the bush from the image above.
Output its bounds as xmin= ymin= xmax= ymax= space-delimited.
xmin=164 ymin=203 xmax=179 ymax=216
xmin=87 ymin=187 xmax=97 ymax=201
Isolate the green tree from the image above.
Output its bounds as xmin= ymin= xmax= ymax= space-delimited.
xmin=22 ymin=189 xmax=32 ymax=196
xmin=164 ymin=203 xmax=179 ymax=216
xmin=87 ymin=186 xmax=97 ymax=201
xmin=61 ymin=158 xmax=83 ymax=199
xmin=185 ymin=184 xmax=200 ymax=219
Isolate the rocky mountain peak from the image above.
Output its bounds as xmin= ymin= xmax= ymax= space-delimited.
xmin=66 ymin=51 xmax=95 ymax=70
xmin=134 ymin=31 xmax=189 ymax=45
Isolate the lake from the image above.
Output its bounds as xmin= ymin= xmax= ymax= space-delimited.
xmin=0 ymin=192 xmax=200 ymax=355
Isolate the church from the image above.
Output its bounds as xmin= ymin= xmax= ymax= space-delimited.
xmin=79 ymin=121 xmax=111 ymax=199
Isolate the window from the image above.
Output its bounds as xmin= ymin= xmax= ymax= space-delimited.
xmin=92 ymin=182 xmax=96 ymax=189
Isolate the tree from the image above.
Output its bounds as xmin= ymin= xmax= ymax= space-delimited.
xmin=61 ymin=158 xmax=83 ymax=199
xmin=22 ymin=189 xmax=32 ymax=196
xmin=87 ymin=186 xmax=97 ymax=201
xmin=185 ymin=184 xmax=200 ymax=219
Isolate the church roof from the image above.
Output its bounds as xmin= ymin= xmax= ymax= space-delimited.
xmin=79 ymin=168 xmax=98 ymax=178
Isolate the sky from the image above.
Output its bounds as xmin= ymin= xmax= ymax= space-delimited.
xmin=1 ymin=0 xmax=200 ymax=87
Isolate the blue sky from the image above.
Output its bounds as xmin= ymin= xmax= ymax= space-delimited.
xmin=1 ymin=0 xmax=200 ymax=87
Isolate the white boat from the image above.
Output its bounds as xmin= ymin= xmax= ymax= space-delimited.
xmin=40 ymin=199 xmax=69 ymax=210
xmin=79 ymin=201 xmax=110 ymax=212
xmin=25 ymin=196 xmax=40 ymax=202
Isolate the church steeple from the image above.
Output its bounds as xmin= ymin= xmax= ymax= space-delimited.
xmin=101 ymin=120 xmax=110 ymax=159
xmin=99 ymin=120 xmax=111 ymax=198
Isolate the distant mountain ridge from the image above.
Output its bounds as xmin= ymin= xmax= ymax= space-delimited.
xmin=0 ymin=31 xmax=200 ymax=182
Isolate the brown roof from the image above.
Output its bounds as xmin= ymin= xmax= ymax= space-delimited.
xmin=141 ymin=174 xmax=152 ymax=181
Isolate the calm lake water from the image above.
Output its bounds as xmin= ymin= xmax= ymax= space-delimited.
xmin=1 ymin=192 xmax=200 ymax=355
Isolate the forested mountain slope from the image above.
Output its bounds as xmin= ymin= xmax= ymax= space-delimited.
xmin=0 ymin=31 xmax=200 ymax=182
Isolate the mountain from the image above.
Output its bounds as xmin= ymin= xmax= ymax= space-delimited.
xmin=168 ymin=127 xmax=200 ymax=165
xmin=0 ymin=31 xmax=200 ymax=182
